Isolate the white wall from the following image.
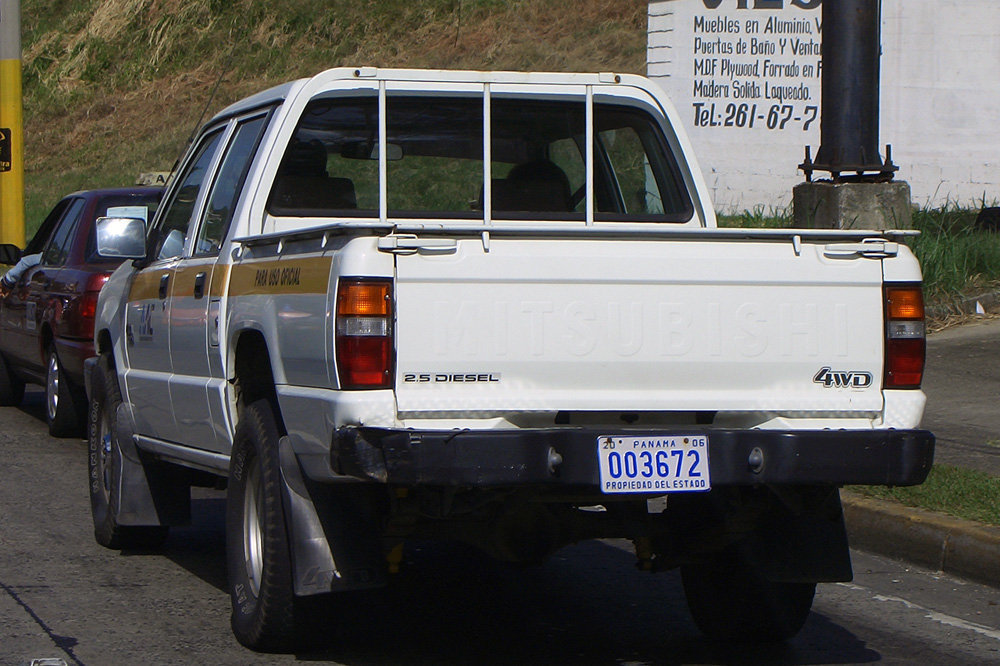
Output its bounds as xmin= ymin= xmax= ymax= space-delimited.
xmin=648 ymin=0 xmax=1000 ymax=212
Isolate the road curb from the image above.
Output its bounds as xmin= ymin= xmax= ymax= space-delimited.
xmin=842 ymin=491 xmax=1000 ymax=588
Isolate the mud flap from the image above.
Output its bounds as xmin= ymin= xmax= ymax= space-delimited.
xmin=278 ymin=436 xmax=387 ymax=596
xmin=741 ymin=488 xmax=854 ymax=584
xmin=114 ymin=403 xmax=190 ymax=526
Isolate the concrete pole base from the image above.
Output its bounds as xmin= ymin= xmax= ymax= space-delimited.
xmin=793 ymin=180 xmax=913 ymax=229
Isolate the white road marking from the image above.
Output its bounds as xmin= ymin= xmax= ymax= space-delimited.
xmin=837 ymin=582 xmax=1000 ymax=641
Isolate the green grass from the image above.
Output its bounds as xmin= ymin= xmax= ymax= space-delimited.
xmin=18 ymin=0 xmax=649 ymax=242
xmin=848 ymin=464 xmax=1000 ymax=527
xmin=718 ymin=204 xmax=1000 ymax=302
xmin=908 ymin=205 xmax=1000 ymax=299
xmin=717 ymin=206 xmax=792 ymax=229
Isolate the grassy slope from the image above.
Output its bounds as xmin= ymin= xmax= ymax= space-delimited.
xmin=22 ymin=1 xmax=1000 ymax=300
xmin=20 ymin=0 xmax=647 ymax=234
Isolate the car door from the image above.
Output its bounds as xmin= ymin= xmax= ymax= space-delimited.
xmin=124 ymin=129 xmax=225 ymax=443
xmin=0 ymin=198 xmax=75 ymax=368
xmin=30 ymin=197 xmax=86 ymax=362
xmin=12 ymin=198 xmax=86 ymax=371
xmin=167 ymin=112 xmax=270 ymax=453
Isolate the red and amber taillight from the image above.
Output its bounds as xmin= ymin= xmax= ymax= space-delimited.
xmin=335 ymin=278 xmax=393 ymax=389
xmin=71 ymin=272 xmax=111 ymax=338
xmin=883 ymin=283 xmax=925 ymax=389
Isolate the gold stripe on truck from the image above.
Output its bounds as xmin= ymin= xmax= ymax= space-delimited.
xmin=230 ymin=257 xmax=332 ymax=296
xmin=210 ymin=264 xmax=231 ymax=298
xmin=128 ymin=269 xmax=166 ymax=302
xmin=171 ymin=261 xmax=217 ymax=296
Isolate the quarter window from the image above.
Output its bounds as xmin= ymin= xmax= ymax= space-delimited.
xmin=594 ymin=105 xmax=690 ymax=220
xmin=42 ymin=198 xmax=85 ymax=266
xmin=268 ymin=97 xmax=379 ymax=216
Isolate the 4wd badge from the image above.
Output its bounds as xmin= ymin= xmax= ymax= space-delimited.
xmin=813 ymin=367 xmax=873 ymax=389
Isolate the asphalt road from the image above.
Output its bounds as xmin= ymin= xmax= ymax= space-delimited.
xmin=923 ymin=317 xmax=1000 ymax=475
xmin=3 ymin=384 xmax=1000 ymax=664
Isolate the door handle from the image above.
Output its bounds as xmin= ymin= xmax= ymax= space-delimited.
xmin=193 ymin=272 xmax=207 ymax=299
xmin=159 ymin=273 xmax=170 ymax=299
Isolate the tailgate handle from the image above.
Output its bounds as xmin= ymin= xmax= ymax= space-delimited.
xmin=377 ymin=234 xmax=458 ymax=254
xmin=823 ymin=240 xmax=899 ymax=258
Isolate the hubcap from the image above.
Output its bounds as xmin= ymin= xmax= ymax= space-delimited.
xmin=243 ymin=458 xmax=264 ymax=597
xmin=98 ymin=409 xmax=113 ymax=505
xmin=46 ymin=353 xmax=59 ymax=422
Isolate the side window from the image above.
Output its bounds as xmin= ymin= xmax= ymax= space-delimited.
xmin=25 ymin=199 xmax=73 ymax=256
xmin=153 ymin=129 xmax=225 ymax=261
xmin=594 ymin=105 xmax=692 ymax=220
xmin=41 ymin=198 xmax=85 ymax=266
xmin=194 ymin=115 xmax=269 ymax=257
xmin=598 ymin=126 xmax=661 ymax=215
xmin=268 ymin=97 xmax=379 ymax=216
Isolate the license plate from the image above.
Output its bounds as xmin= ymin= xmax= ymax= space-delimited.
xmin=597 ymin=435 xmax=711 ymax=494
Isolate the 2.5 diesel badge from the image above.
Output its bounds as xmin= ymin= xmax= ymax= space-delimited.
xmin=403 ymin=372 xmax=501 ymax=384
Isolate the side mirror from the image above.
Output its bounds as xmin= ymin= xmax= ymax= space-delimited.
xmin=95 ymin=216 xmax=147 ymax=259
xmin=0 ymin=244 xmax=22 ymax=266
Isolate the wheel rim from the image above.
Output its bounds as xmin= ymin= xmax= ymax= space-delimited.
xmin=97 ymin=403 xmax=114 ymax=507
xmin=46 ymin=353 xmax=59 ymax=422
xmin=243 ymin=458 xmax=264 ymax=598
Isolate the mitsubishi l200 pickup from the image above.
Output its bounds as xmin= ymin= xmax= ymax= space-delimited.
xmin=87 ymin=67 xmax=934 ymax=651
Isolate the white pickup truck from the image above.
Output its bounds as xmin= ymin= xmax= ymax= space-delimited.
xmin=87 ymin=67 xmax=934 ymax=651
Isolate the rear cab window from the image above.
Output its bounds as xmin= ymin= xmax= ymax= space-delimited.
xmin=265 ymin=82 xmax=693 ymax=225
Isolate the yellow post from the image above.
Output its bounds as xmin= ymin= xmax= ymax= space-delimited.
xmin=0 ymin=0 xmax=25 ymax=247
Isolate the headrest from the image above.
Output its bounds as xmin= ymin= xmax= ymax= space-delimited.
xmin=280 ymin=139 xmax=328 ymax=177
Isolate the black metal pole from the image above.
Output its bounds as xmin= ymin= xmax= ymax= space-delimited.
xmin=801 ymin=0 xmax=895 ymax=181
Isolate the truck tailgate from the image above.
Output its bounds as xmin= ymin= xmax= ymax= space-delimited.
xmin=392 ymin=235 xmax=885 ymax=416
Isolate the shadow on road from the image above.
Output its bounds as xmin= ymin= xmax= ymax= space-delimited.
xmin=17 ymin=388 xmax=48 ymax=426
xmin=131 ymin=492 xmax=883 ymax=665
xmin=158 ymin=493 xmax=229 ymax=594
xmin=63 ymin=427 xmax=882 ymax=665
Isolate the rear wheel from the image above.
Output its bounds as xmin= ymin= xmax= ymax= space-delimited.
xmin=88 ymin=353 xmax=169 ymax=549
xmin=681 ymin=546 xmax=816 ymax=643
xmin=46 ymin=347 xmax=85 ymax=437
xmin=0 ymin=352 xmax=24 ymax=406
xmin=226 ymin=398 xmax=297 ymax=652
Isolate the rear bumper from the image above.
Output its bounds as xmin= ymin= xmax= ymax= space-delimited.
xmin=332 ymin=427 xmax=935 ymax=489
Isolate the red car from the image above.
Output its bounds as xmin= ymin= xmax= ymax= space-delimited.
xmin=0 ymin=187 xmax=162 ymax=436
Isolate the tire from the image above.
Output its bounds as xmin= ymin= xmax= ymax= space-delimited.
xmin=88 ymin=353 xmax=169 ymax=549
xmin=226 ymin=398 xmax=297 ymax=652
xmin=46 ymin=347 xmax=85 ymax=437
xmin=0 ymin=352 xmax=24 ymax=406
xmin=681 ymin=546 xmax=816 ymax=643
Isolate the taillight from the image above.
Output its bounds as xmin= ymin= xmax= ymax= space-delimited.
xmin=335 ymin=278 xmax=393 ymax=389
xmin=884 ymin=284 xmax=925 ymax=389
xmin=79 ymin=291 xmax=99 ymax=323
xmin=73 ymin=273 xmax=111 ymax=337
